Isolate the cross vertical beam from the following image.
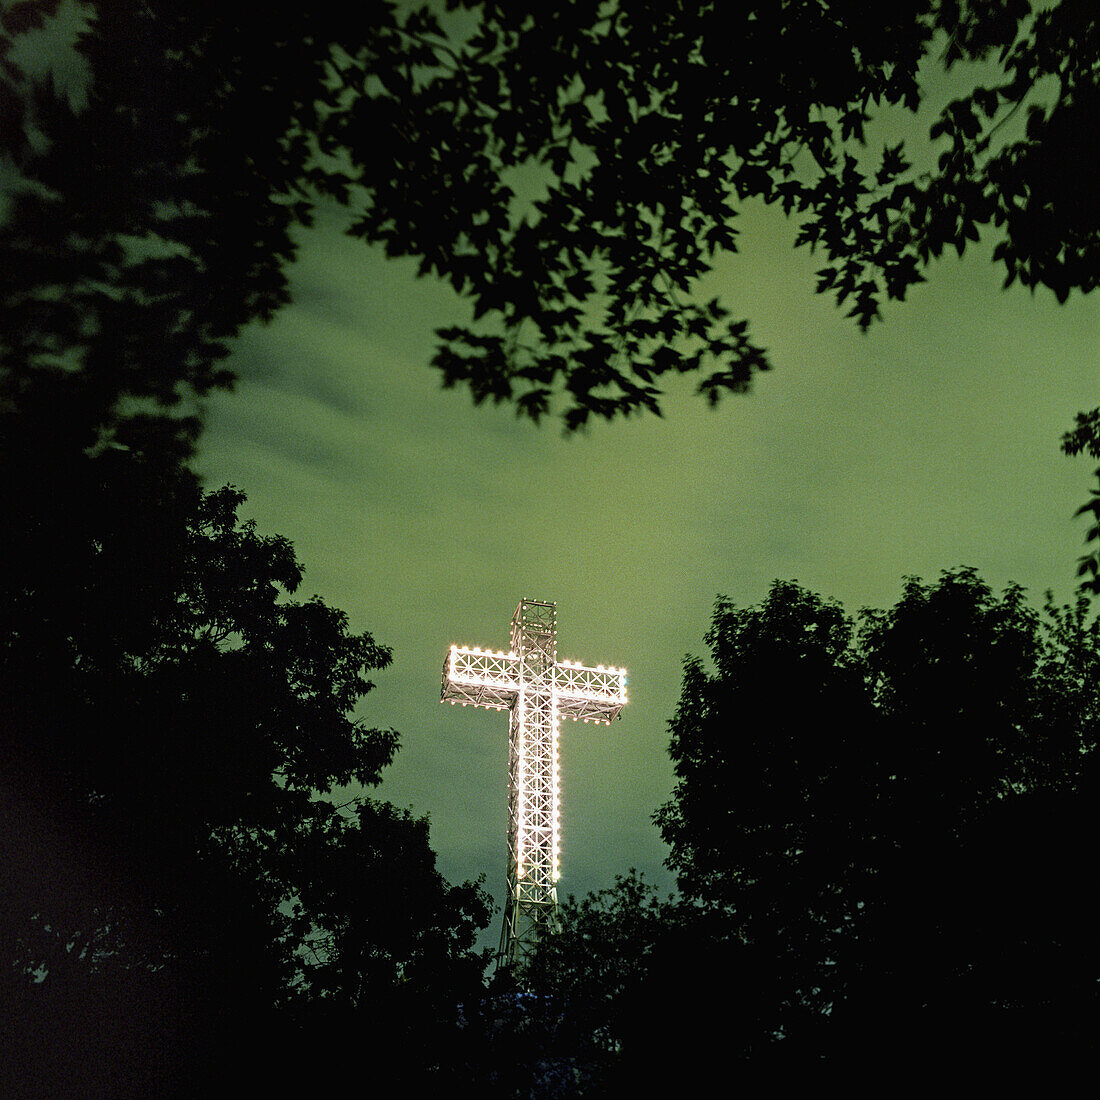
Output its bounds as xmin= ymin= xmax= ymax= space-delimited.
xmin=441 ymin=599 xmax=628 ymax=971
xmin=504 ymin=599 xmax=560 ymax=964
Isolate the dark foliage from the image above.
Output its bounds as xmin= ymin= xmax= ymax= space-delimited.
xmin=652 ymin=570 xmax=1100 ymax=1073
xmin=1 ymin=0 xmax=364 ymax=461
xmin=2 ymin=6 xmax=500 ymax=1090
xmin=316 ymin=0 xmax=1097 ymax=427
xmin=483 ymin=574 xmax=1100 ymax=1092
xmin=4 ymin=2 xmax=1094 ymax=439
xmin=0 ymin=477 xmax=491 ymax=1093
xmin=1062 ymin=408 xmax=1100 ymax=595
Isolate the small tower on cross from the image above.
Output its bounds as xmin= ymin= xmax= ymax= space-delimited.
xmin=441 ymin=599 xmax=628 ymax=970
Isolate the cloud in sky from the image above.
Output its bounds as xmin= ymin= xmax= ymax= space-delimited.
xmin=194 ymin=197 xmax=1097 ymax=944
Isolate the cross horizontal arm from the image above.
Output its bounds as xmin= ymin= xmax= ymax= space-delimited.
xmin=441 ymin=644 xmax=520 ymax=711
xmin=554 ymin=661 xmax=627 ymax=724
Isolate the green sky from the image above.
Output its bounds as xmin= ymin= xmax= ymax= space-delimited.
xmin=193 ymin=190 xmax=1097 ymax=947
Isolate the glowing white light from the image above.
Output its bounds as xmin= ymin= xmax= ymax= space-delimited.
xmin=440 ymin=600 xmax=629 ymax=967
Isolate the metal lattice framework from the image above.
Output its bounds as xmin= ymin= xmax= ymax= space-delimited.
xmin=441 ymin=599 xmax=628 ymax=970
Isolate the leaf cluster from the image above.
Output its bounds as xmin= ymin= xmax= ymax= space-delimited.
xmin=5 ymin=3 xmax=1091 ymax=439
xmin=1 ymin=1 xmax=376 ymax=458
xmin=0 ymin=467 xmax=491 ymax=1089
xmin=315 ymin=0 xmax=1096 ymax=427
xmin=1062 ymin=408 xmax=1100 ymax=594
xmin=652 ymin=568 xmax=1100 ymax=1068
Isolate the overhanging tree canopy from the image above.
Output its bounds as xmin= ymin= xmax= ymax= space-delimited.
xmin=320 ymin=0 xmax=1097 ymax=426
xmin=3 ymin=1 xmax=1094 ymax=439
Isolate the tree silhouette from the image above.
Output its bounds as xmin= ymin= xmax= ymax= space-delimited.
xmin=1063 ymin=410 xmax=1100 ymax=595
xmin=1 ymin=480 xmax=491 ymax=1094
xmin=485 ymin=576 xmax=1099 ymax=1087
xmin=2 ymin=8 xmax=503 ymax=1088
xmin=3 ymin=2 xmax=1093 ymax=435
xmin=1 ymin=1 xmax=362 ymax=461
xmin=321 ymin=0 xmax=1096 ymax=428
xmin=653 ymin=570 xmax=1100 ymax=1073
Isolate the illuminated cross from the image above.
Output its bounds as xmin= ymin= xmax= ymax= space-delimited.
xmin=441 ymin=599 xmax=628 ymax=970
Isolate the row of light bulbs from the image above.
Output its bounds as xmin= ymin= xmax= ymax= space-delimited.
xmin=443 ymin=699 xmax=617 ymax=724
xmin=449 ymin=644 xmax=626 ymax=678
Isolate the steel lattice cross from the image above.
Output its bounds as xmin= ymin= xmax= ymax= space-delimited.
xmin=441 ymin=599 xmax=628 ymax=970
